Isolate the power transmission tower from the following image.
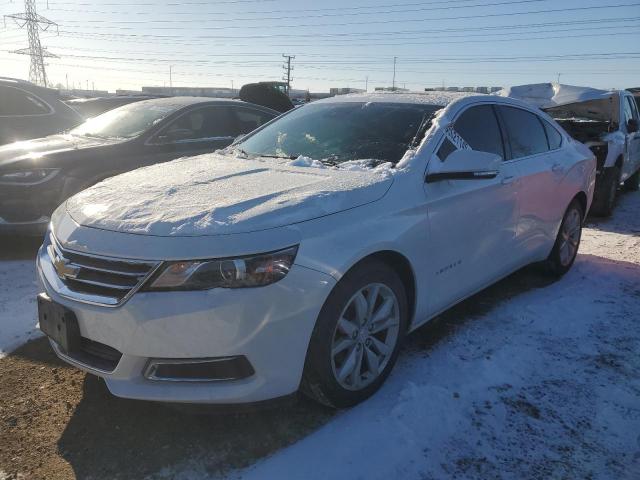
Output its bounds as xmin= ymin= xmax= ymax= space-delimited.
xmin=4 ymin=0 xmax=58 ymax=87
xmin=282 ymin=54 xmax=295 ymax=97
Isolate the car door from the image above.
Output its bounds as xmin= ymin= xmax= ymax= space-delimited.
xmin=495 ymin=105 xmax=564 ymax=261
xmin=622 ymin=94 xmax=640 ymax=179
xmin=424 ymin=103 xmax=520 ymax=313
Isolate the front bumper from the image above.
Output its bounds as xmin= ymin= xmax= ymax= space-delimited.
xmin=0 ymin=215 xmax=49 ymax=236
xmin=0 ymin=176 xmax=66 ymax=236
xmin=37 ymin=247 xmax=336 ymax=404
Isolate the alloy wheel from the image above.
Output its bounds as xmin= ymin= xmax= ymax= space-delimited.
xmin=330 ymin=283 xmax=400 ymax=391
xmin=559 ymin=207 xmax=581 ymax=266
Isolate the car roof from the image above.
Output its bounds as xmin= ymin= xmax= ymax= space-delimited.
xmin=126 ymin=96 xmax=280 ymax=115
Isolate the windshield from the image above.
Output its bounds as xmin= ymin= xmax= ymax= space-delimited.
xmin=237 ymin=102 xmax=441 ymax=164
xmin=69 ymin=101 xmax=179 ymax=139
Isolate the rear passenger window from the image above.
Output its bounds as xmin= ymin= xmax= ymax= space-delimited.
xmin=232 ymin=108 xmax=275 ymax=135
xmin=453 ymin=105 xmax=505 ymax=159
xmin=543 ymin=121 xmax=562 ymax=150
xmin=498 ymin=106 xmax=549 ymax=159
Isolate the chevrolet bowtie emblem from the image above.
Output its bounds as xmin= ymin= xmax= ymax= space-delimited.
xmin=53 ymin=255 xmax=81 ymax=280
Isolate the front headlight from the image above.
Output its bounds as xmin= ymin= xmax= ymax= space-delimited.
xmin=144 ymin=246 xmax=298 ymax=291
xmin=0 ymin=168 xmax=60 ymax=185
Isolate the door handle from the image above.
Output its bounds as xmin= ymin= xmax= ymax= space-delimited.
xmin=501 ymin=175 xmax=515 ymax=185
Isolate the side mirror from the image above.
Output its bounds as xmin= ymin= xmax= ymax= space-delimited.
xmin=627 ymin=118 xmax=639 ymax=134
xmin=425 ymin=149 xmax=502 ymax=183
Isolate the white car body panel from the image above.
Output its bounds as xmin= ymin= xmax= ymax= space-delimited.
xmin=38 ymin=93 xmax=596 ymax=404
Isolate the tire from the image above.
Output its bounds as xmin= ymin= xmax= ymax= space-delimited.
xmin=590 ymin=166 xmax=620 ymax=217
xmin=545 ymin=199 xmax=584 ymax=277
xmin=301 ymin=259 xmax=408 ymax=408
xmin=624 ymin=168 xmax=640 ymax=192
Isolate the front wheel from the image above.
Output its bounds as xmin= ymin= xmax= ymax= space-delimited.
xmin=590 ymin=166 xmax=620 ymax=217
xmin=301 ymin=260 xmax=408 ymax=408
xmin=545 ymin=199 xmax=584 ymax=277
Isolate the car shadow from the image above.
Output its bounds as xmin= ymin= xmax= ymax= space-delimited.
xmin=56 ymin=375 xmax=333 ymax=479
xmin=0 ymin=234 xmax=43 ymax=261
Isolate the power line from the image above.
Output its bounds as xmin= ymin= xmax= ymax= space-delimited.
xmin=47 ymin=2 xmax=640 ymax=31
xmin=53 ymin=15 xmax=640 ymax=41
xmin=57 ymin=0 xmax=554 ymax=24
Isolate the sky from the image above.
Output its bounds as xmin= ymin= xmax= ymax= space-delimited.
xmin=1 ymin=0 xmax=639 ymax=93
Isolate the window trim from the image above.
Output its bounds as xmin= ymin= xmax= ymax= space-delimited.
xmin=0 ymin=85 xmax=54 ymax=118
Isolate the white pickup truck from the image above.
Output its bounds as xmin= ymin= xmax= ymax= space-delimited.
xmin=498 ymin=83 xmax=640 ymax=216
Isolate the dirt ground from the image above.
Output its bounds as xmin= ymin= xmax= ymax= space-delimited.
xmin=0 ymin=234 xmax=556 ymax=480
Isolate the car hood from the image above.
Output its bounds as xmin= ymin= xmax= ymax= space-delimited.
xmin=496 ymin=83 xmax=616 ymax=109
xmin=65 ymin=153 xmax=394 ymax=236
xmin=0 ymin=134 xmax=120 ymax=169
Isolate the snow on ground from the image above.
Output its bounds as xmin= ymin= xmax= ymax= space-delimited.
xmin=0 ymin=256 xmax=40 ymax=358
xmin=229 ymin=192 xmax=640 ymax=480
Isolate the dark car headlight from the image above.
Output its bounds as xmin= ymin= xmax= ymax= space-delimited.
xmin=144 ymin=246 xmax=298 ymax=291
xmin=0 ymin=168 xmax=60 ymax=185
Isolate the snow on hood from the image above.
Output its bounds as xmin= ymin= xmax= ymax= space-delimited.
xmin=495 ymin=83 xmax=616 ymax=109
xmin=65 ymin=153 xmax=394 ymax=236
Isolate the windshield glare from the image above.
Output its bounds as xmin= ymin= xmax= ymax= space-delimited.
xmin=238 ymin=102 xmax=441 ymax=164
xmin=70 ymin=101 xmax=178 ymax=139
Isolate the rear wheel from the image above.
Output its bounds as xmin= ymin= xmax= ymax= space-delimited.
xmin=624 ymin=168 xmax=640 ymax=192
xmin=590 ymin=166 xmax=620 ymax=217
xmin=301 ymin=260 xmax=408 ymax=408
xmin=545 ymin=199 xmax=584 ymax=277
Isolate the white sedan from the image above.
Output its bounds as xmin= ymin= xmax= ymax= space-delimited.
xmin=36 ymin=92 xmax=595 ymax=407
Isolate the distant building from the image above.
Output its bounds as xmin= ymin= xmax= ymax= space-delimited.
xmin=141 ymin=86 xmax=237 ymax=98
xmin=374 ymin=87 xmax=410 ymax=92
xmin=330 ymin=87 xmax=366 ymax=96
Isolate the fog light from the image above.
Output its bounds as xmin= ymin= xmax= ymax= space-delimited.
xmin=144 ymin=356 xmax=254 ymax=382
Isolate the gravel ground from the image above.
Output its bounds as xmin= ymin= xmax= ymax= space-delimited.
xmin=0 ymin=191 xmax=638 ymax=480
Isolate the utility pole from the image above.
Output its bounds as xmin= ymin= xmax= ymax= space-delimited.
xmin=169 ymin=65 xmax=173 ymax=93
xmin=365 ymin=76 xmax=368 ymax=92
xmin=392 ymin=56 xmax=397 ymax=91
xmin=4 ymin=0 xmax=58 ymax=87
xmin=282 ymin=54 xmax=295 ymax=97
xmin=557 ymin=72 xmax=562 ymax=84
xmin=65 ymin=73 xmax=68 ymax=91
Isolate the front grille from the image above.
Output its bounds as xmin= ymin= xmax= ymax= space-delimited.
xmin=47 ymin=234 xmax=160 ymax=306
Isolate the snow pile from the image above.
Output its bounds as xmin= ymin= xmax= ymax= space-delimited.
xmin=496 ymin=83 xmax=616 ymax=109
xmin=65 ymin=154 xmax=394 ymax=236
xmin=0 ymin=259 xmax=40 ymax=358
